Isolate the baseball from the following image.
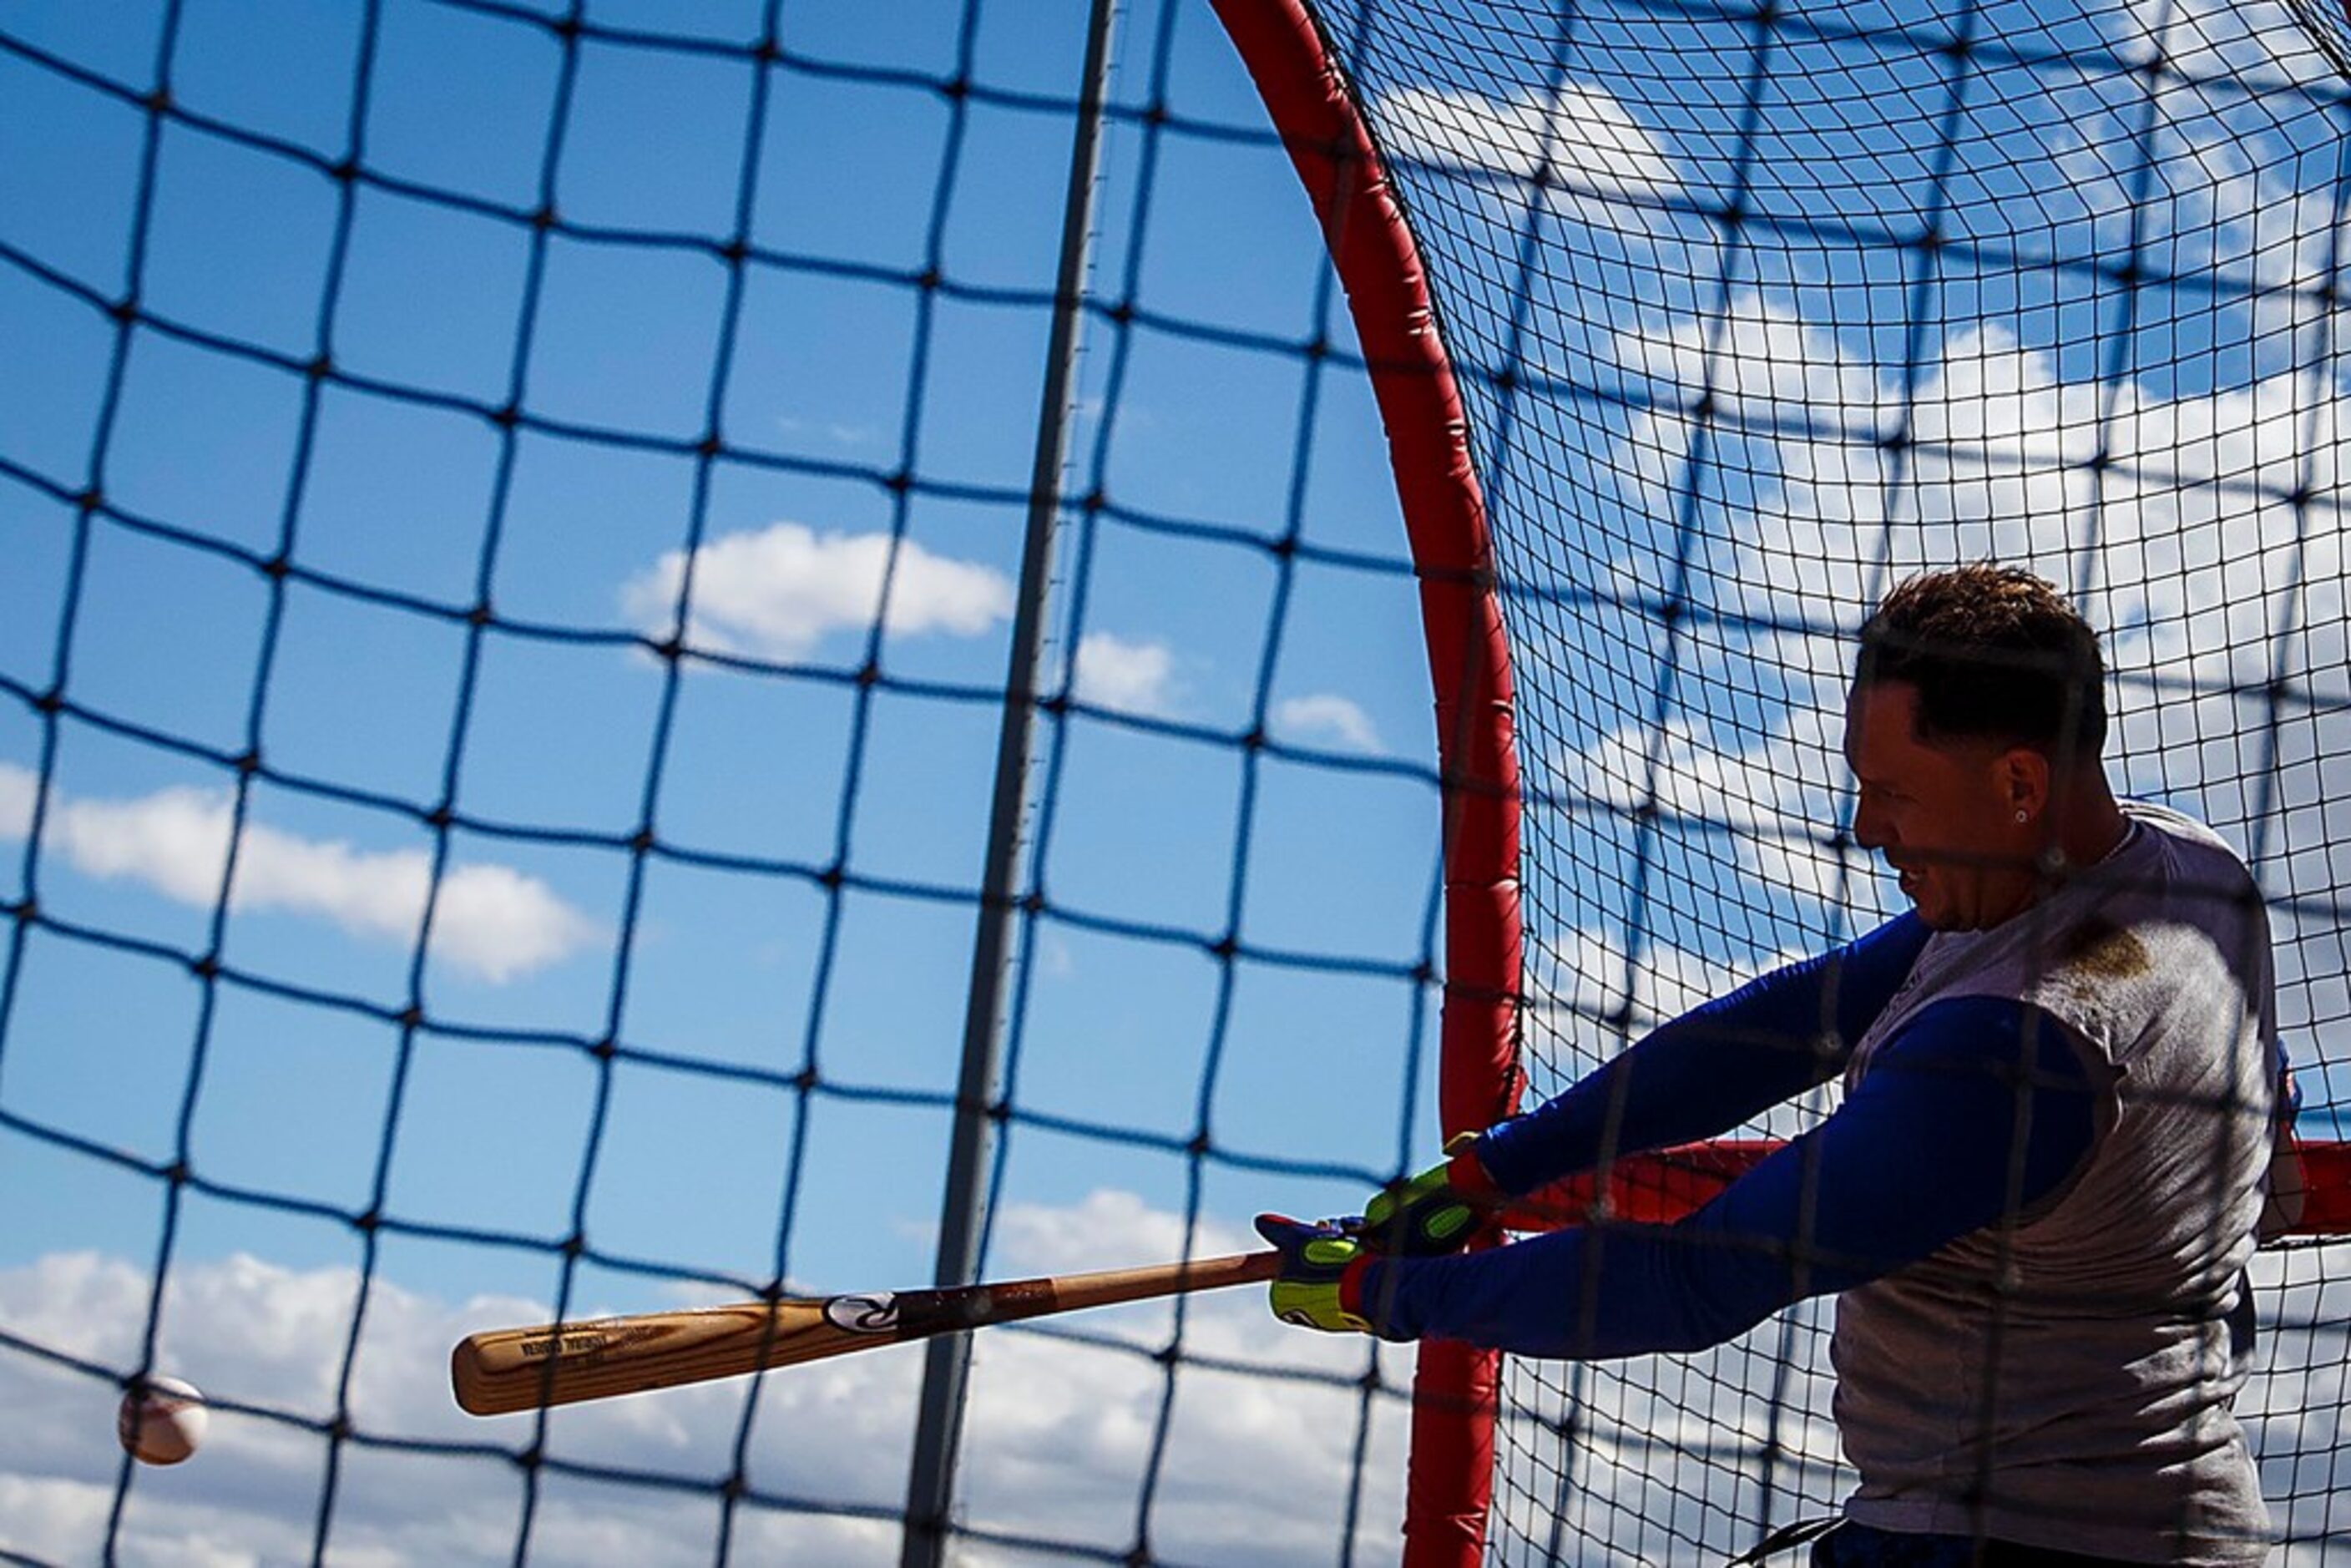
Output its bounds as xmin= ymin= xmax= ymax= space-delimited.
xmin=117 ymin=1375 xmax=208 ymax=1465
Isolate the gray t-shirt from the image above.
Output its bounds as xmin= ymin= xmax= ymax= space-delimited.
xmin=1833 ymin=803 xmax=2278 ymax=1564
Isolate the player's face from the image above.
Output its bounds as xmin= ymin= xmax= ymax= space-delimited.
xmin=1843 ymin=680 xmax=2040 ymax=931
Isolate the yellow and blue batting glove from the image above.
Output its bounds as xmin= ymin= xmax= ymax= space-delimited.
xmin=1358 ymin=1131 xmax=1504 ymax=1256
xmin=1253 ymin=1213 xmax=1378 ymax=1334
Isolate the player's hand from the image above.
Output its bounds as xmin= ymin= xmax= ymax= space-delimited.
xmin=1358 ymin=1131 xmax=1504 ymax=1256
xmin=1253 ymin=1214 xmax=1377 ymax=1334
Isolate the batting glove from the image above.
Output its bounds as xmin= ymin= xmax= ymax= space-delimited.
xmin=1359 ymin=1131 xmax=1504 ymax=1257
xmin=1253 ymin=1214 xmax=1378 ymax=1334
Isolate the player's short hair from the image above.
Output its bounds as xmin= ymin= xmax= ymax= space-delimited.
xmin=1853 ymin=564 xmax=2107 ymax=764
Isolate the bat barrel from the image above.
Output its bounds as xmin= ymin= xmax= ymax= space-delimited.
xmin=451 ymin=1251 xmax=1282 ymax=1416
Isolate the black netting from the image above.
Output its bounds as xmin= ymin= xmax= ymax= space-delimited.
xmin=0 ymin=2 xmax=1443 ymax=1563
xmin=9 ymin=0 xmax=2351 ymax=1562
xmin=1312 ymin=0 xmax=2348 ymax=1561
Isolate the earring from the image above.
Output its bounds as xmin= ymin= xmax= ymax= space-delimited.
xmin=2014 ymin=809 xmax=2029 ymax=824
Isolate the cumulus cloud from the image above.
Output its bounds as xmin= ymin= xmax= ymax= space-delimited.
xmin=1374 ymin=77 xmax=1716 ymax=302
xmin=1522 ymin=926 xmax=1835 ymax=1135
xmin=1565 ymin=400 xmax=2343 ymax=1232
xmin=1550 ymin=706 xmax=1884 ymax=923
xmin=2113 ymin=0 xmax=2341 ymax=87
xmin=1071 ymin=631 xmax=1181 ymax=717
xmin=1548 ymin=286 xmax=2351 ymax=834
xmin=1717 ymin=321 xmax=2346 ymax=722
xmin=1383 ymin=83 xmax=1677 ymax=201
xmin=1272 ymin=693 xmax=1383 ymax=752
xmin=624 ymin=523 xmax=1014 ymax=662
xmin=1509 ymin=276 xmax=2351 ymax=1107
xmin=0 ymin=764 xmax=598 ymax=984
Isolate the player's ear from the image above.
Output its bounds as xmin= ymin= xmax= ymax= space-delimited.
xmin=1995 ymin=746 xmax=2050 ymax=824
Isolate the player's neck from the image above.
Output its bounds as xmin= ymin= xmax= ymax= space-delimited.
xmin=2047 ymin=775 xmax=2131 ymax=875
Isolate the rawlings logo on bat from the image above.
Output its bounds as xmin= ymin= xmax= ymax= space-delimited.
xmin=822 ymin=1292 xmax=902 ymax=1333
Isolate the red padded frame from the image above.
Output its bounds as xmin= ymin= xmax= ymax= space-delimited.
xmin=1210 ymin=3 xmax=1524 ymax=1563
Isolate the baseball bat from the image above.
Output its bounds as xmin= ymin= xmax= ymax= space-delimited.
xmin=452 ymin=1248 xmax=1282 ymax=1416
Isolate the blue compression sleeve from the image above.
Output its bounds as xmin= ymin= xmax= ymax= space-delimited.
xmin=1361 ymin=994 xmax=2103 ymax=1358
xmin=1478 ymin=913 xmax=1933 ymax=1196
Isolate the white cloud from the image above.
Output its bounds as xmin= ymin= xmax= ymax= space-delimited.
xmin=990 ymin=1189 xmax=1253 ymax=1282
xmin=1617 ymin=295 xmax=1890 ymax=438
xmin=2113 ymin=0 xmax=2341 ymax=88
xmin=1550 ymin=708 xmax=1884 ymax=919
xmin=0 ymin=765 xmax=598 ymax=984
xmin=1577 ymin=291 xmax=2350 ymax=730
xmin=1383 ymin=83 xmax=1677 ymax=201
xmin=1375 ymin=78 xmax=1712 ymax=296
xmin=0 ymin=1193 xmax=1415 ymax=1567
xmin=1526 ymin=926 xmax=1810 ymax=1058
xmin=1071 ymin=631 xmax=1181 ymax=717
xmin=422 ymin=862 xmax=600 ymax=982
xmin=1272 ymin=693 xmax=1383 ymax=752
xmin=624 ymin=523 xmax=1014 ymax=661
xmin=1528 ymin=272 xmax=2351 ymax=1014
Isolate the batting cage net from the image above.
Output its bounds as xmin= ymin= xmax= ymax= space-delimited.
xmin=1262 ymin=0 xmax=2351 ymax=1561
xmin=3 ymin=0 xmax=2349 ymax=1565
xmin=0 ymin=1 xmax=1446 ymax=1563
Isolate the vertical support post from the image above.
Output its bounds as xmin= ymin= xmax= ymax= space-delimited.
xmin=899 ymin=1 xmax=1120 ymax=1562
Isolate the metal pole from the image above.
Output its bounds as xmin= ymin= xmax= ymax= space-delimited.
xmin=899 ymin=1 xmax=1120 ymax=1561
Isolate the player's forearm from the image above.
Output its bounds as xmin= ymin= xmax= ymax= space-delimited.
xmin=1353 ymin=1220 xmax=1787 ymax=1358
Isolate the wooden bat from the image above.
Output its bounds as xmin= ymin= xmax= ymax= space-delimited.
xmin=452 ymin=1249 xmax=1282 ymax=1416
xmin=455 ymin=1135 xmax=2351 ymax=1416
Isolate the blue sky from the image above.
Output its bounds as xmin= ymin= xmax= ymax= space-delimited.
xmin=4 ymin=0 xmax=2350 ymax=1563
xmin=0 ymin=0 xmax=1455 ymax=1300
xmin=0 ymin=1 xmax=1453 ymax=1559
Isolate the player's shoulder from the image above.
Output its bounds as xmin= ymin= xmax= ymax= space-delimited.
xmin=2119 ymin=799 xmax=2257 ymax=892
xmin=2121 ymin=797 xmax=2229 ymax=850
